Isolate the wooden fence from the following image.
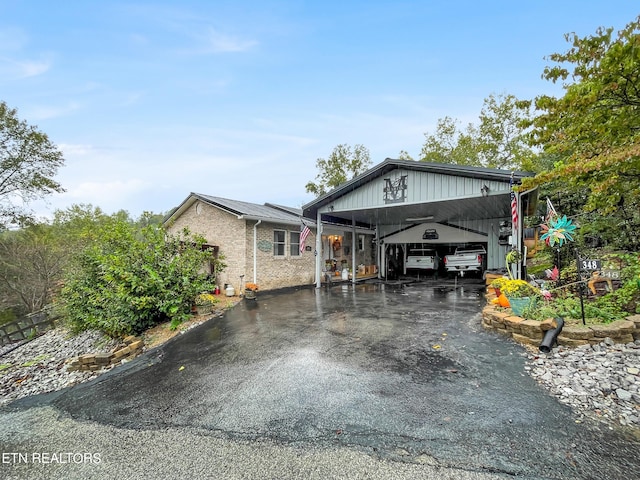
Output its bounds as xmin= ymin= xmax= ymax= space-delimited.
xmin=0 ymin=311 xmax=56 ymax=346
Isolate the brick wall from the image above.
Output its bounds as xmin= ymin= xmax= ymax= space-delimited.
xmin=245 ymin=221 xmax=316 ymax=290
xmin=166 ymin=200 xmax=246 ymax=291
xmin=166 ymin=199 xmax=316 ymax=292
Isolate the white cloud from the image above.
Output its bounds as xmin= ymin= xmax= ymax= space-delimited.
xmin=26 ymin=102 xmax=81 ymax=120
xmin=58 ymin=143 xmax=93 ymax=156
xmin=204 ymin=27 xmax=258 ymax=53
xmin=65 ymin=179 xmax=148 ymax=205
xmin=0 ymin=55 xmax=52 ymax=79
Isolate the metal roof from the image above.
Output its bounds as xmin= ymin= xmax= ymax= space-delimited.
xmin=164 ymin=193 xmax=305 ymax=226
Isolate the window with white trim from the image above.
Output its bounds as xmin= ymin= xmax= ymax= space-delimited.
xmin=273 ymin=230 xmax=285 ymax=256
xmin=290 ymin=231 xmax=301 ymax=256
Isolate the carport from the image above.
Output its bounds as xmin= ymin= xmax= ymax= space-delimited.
xmin=302 ymin=158 xmax=537 ymax=287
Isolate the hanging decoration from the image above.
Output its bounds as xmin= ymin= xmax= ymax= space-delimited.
xmin=540 ymin=215 xmax=577 ymax=247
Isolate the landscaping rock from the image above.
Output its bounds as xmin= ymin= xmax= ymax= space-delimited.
xmin=527 ymin=339 xmax=640 ymax=428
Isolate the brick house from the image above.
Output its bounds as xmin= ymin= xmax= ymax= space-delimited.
xmin=164 ymin=192 xmax=378 ymax=292
xmin=163 ymin=193 xmax=317 ymax=293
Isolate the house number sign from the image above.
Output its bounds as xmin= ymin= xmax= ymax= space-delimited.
xmin=578 ymin=258 xmax=601 ymax=271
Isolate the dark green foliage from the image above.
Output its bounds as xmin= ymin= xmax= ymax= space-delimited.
xmin=527 ymin=251 xmax=639 ymax=322
xmin=60 ymin=219 xmax=221 ymax=337
xmin=305 ymin=144 xmax=371 ymax=197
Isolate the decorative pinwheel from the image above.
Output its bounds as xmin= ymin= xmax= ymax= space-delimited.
xmin=540 ymin=215 xmax=577 ymax=247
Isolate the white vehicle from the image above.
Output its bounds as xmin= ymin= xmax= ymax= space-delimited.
xmin=444 ymin=245 xmax=487 ymax=276
xmin=405 ymin=247 xmax=439 ymax=271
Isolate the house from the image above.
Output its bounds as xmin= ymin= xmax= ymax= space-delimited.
xmin=165 ymin=160 xmax=536 ymax=292
xmin=164 ymin=193 xmax=379 ymax=292
xmin=163 ymin=193 xmax=317 ymax=293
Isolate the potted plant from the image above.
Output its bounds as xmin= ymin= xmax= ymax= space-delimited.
xmin=500 ymin=279 xmax=540 ymax=317
xmin=245 ymin=282 xmax=259 ymax=300
xmin=490 ymin=277 xmax=509 ymax=296
xmin=194 ymin=293 xmax=217 ymax=314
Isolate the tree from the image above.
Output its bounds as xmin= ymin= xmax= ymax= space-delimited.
xmin=305 ymin=144 xmax=371 ymax=197
xmin=397 ymin=150 xmax=414 ymax=161
xmin=0 ymin=224 xmax=67 ymax=314
xmin=420 ymin=116 xmax=481 ymax=166
xmin=0 ymin=101 xmax=65 ymax=227
xmin=521 ymin=16 xmax=640 ymax=249
xmin=419 ymin=94 xmax=535 ymax=171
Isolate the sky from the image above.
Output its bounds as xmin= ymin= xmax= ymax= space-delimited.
xmin=1 ymin=1 xmax=638 ymax=220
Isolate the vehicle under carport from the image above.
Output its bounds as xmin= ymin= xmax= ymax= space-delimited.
xmin=303 ymin=158 xmax=538 ymax=287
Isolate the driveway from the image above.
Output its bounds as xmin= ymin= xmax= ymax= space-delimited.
xmin=2 ymin=281 xmax=640 ymax=479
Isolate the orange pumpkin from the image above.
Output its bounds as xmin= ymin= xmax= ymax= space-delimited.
xmin=498 ymin=294 xmax=510 ymax=308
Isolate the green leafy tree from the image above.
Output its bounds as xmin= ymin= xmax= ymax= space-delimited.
xmin=60 ymin=219 xmax=223 ymax=337
xmin=419 ymin=94 xmax=535 ymax=170
xmin=0 ymin=101 xmax=65 ymax=227
xmin=305 ymin=144 xmax=371 ymax=197
xmin=521 ymin=16 xmax=640 ymax=249
xmin=420 ymin=116 xmax=481 ymax=166
xmin=397 ymin=150 xmax=414 ymax=161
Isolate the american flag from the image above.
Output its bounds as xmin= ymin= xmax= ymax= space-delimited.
xmin=300 ymin=223 xmax=311 ymax=253
xmin=510 ymin=175 xmax=518 ymax=234
xmin=545 ymin=197 xmax=557 ymax=222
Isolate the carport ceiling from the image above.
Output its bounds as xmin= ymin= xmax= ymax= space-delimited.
xmin=322 ymin=193 xmax=513 ymax=227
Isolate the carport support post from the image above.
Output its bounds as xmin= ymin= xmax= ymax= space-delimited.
xmin=351 ymin=217 xmax=357 ymax=285
xmin=315 ymin=210 xmax=323 ymax=288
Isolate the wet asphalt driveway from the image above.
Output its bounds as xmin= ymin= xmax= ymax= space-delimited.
xmin=10 ymin=281 xmax=640 ymax=478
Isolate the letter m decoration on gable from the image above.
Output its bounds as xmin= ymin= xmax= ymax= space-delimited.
xmin=383 ymin=175 xmax=408 ymax=204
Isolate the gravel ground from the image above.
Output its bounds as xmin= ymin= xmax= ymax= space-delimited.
xmin=0 ymin=329 xmax=121 ymax=407
xmin=525 ymin=339 xmax=640 ymax=428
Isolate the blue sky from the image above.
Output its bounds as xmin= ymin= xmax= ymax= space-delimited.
xmin=1 ymin=1 xmax=638 ymax=219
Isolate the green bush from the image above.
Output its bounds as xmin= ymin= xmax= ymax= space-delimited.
xmin=525 ymin=252 xmax=639 ymax=322
xmin=59 ymin=220 xmax=224 ymax=337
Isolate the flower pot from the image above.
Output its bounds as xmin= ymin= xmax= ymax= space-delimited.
xmin=493 ymin=287 xmax=501 ymax=297
xmin=245 ymin=290 xmax=257 ymax=300
xmin=507 ymin=296 xmax=536 ymax=317
xmin=196 ymin=304 xmax=213 ymax=315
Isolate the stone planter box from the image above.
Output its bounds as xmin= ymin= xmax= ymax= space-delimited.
xmin=482 ymin=306 xmax=640 ymax=350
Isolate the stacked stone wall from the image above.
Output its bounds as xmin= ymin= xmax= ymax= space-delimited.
xmin=482 ymin=302 xmax=640 ymax=349
xmin=67 ymin=335 xmax=143 ymax=372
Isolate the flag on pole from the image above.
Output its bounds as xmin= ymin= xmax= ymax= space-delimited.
xmin=510 ymin=175 xmax=518 ymax=235
xmin=545 ymin=197 xmax=557 ymax=222
xmin=300 ymin=223 xmax=311 ymax=253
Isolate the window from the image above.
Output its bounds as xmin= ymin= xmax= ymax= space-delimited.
xmin=273 ymin=230 xmax=285 ymax=256
xmin=290 ymin=231 xmax=301 ymax=256
xmin=358 ymin=234 xmax=365 ymax=251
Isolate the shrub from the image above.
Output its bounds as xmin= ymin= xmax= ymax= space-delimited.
xmin=60 ymin=220 xmax=223 ymax=337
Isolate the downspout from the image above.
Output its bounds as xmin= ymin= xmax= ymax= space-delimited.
xmin=253 ymin=220 xmax=261 ymax=285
